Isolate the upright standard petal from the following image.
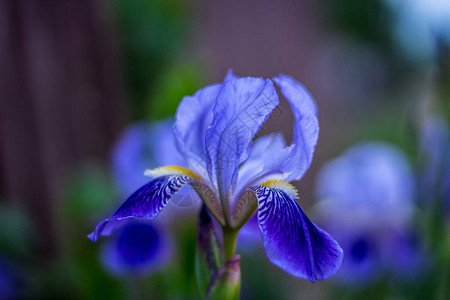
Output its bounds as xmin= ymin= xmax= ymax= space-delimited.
xmin=224 ymin=69 xmax=240 ymax=82
xmin=205 ymin=78 xmax=278 ymax=202
xmin=174 ymin=84 xmax=223 ymax=180
xmin=234 ymin=133 xmax=286 ymax=200
xmin=267 ymin=75 xmax=319 ymax=182
xmin=88 ymin=167 xmax=202 ymax=242
xmin=251 ymin=180 xmax=343 ymax=282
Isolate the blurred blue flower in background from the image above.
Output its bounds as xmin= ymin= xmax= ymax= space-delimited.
xmin=0 ymin=256 xmax=24 ymax=299
xmin=112 ymin=119 xmax=185 ymax=197
xmin=236 ymin=214 xmax=261 ymax=252
xmin=89 ymin=71 xmax=343 ymax=282
xmin=386 ymin=0 xmax=450 ymax=62
xmin=420 ymin=115 xmax=450 ymax=215
xmin=315 ymin=142 xmax=424 ymax=284
xmin=111 ymin=119 xmax=199 ymax=210
xmin=443 ymin=155 xmax=450 ymax=215
xmin=100 ymin=221 xmax=172 ymax=277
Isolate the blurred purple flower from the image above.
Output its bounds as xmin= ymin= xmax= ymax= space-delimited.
xmin=236 ymin=214 xmax=261 ymax=252
xmin=443 ymin=155 xmax=450 ymax=213
xmin=111 ymin=119 xmax=184 ymax=197
xmin=89 ymin=71 xmax=343 ymax=282
xmin=419 ymin=115 xmax=450 ymax=214
xmin=111 ymin=119 xmax=200 ymax=210
xmin=0 ymin=256 xmax=23 ymax=299
xmin=386 ymin=0 xmax=450 ymax=61
xmin=100 ymin=221 xmax=172 ymax=277
xmin=315 ymin=142 xmax=424 ymax=284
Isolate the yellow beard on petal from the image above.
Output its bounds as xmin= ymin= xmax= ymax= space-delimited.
xmin=144 ymin=166 xmax=202 ymax=180
xmin=260 ymin=179 xmax=298 ymax=199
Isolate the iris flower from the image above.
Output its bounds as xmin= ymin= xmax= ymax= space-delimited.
xmin=89 ymin=71 xmax=343 ymax=282
xmin=315 ymin=142 xmax=423 ymax=283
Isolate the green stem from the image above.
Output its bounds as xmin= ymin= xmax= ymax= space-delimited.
xmin=223 ymin=228 xmax=238 ymax=261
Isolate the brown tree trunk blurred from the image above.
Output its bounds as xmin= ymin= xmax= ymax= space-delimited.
xmin=0 ymin=0 xmax=126 ymax=257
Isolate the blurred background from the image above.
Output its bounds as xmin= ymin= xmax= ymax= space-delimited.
xmin=0 ymin=0 xmax=449 ymax=299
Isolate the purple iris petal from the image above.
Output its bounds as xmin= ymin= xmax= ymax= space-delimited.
xmin=262 ymin=75 xmax=319 ymax=183
xmin=112 ymin=119 xmax=184 ymax=196
xmin=174 ymin=84 xmax=223 ymax=180
xmin=224 ymin=69 xmax=240 ymax=82
xmin=235 ymin=133 xmax=286 ymax=198
xmin=101 ymin=221 xmax=171 ymax=276
xmin=205 ymin=77 xmax=278 ymax=200
xmin=88 ymin=175 xmax=197 ymax=242
xmin=251 ymin=185 xmax=343 ymax=282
